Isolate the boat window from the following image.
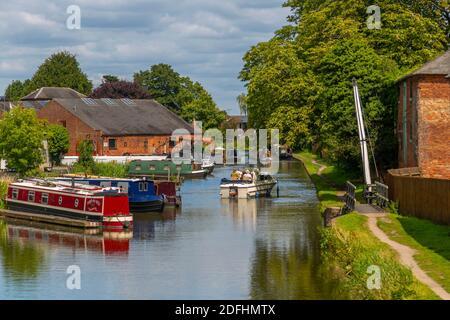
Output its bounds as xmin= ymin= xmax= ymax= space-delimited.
xmin=28 ymin=191 xmax=35 ymax=202
xmin=144 ymin=182 xmax=148 ymax=192
xmin=118 ymin=182 xmax=128 ymax=193
xmin=41 ymin=193 xmax=49 ymax=204
xmin=58 ymin=196 xmax=63 ymax=205
xmin=100 ymin=181 xmax=112 ymax=188
xmin=74 ymin=199 xmax=79 ymax=208
xmin=139 ymin=182 xmax=144 ymax=192
xmin=12 ymin=189 xmax=18 ymax=199
xmin=150 ymin=166 xmax=156 ymax=171
xmin=135 ymin=165 xmax=142 ymax=171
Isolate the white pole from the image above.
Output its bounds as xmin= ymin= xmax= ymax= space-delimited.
xmin=352 ymin=79 xmax=372 ymax=190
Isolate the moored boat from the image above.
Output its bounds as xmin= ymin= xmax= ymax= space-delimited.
xmin=53 ymin=176 xmax=165 ymax=213
xmin=201 ymin=158 xmax=215 ymax=174
xmin=4 ymin=179 xmax=133 ymax=229
xmin=129 ymin=160 xmax=208 ymax=180
xmin=220 ymin=170 xmax=277 ymax=199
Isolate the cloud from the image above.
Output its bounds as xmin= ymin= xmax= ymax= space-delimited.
xmin=0 ymin=0 xmax=290 ymax=112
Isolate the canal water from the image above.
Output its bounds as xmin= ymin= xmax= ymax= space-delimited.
xmin=0 ymin=160 xmax=339 ymax=299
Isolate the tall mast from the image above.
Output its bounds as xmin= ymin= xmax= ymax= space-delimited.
xmin=352 ymin=78 xmax=372 ymax=191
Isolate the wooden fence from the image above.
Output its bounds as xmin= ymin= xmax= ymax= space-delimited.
xmin=386 ymin=173 xmax=450 ymax=225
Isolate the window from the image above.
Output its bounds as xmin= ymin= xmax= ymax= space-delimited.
xmin=124 ymin=141 xmax=128 ymax=147
xmin=109 ymin=139 xmax=117 ymax=150
xmin=82 ymin=98 xmax=97 ymax=106
xmin=135 ymin=165 xmax=142 ymax=171
xmin=102 ymin=98 xmax=117 ymax=106
xmin=138 ymin=182 xmax=149 ymax=192
xmin=121 ymin=98 xmax=136 ymax=106
xmin=144 ymin=140 xmax=148 ymax=149
xmin=41 ymin=193 xmax=49 ymax=205
xmin=74 ymin=199 xmax=79 ymax=208
xmin=12 ymin=189 xmax=18 ymax=200
xmin=28 ymin=191 xmax=35 ymax=202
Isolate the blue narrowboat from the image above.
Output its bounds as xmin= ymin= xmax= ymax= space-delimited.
xmin=52 ymin=177 xmax=165 ymax=213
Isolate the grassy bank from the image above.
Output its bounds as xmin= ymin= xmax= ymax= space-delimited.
xmin=294 ymin=151 xmax=363 ymax=211
xmin=378 ymin=214 xmax=450 ymax=293
xmin=321 ymin=213 xmax=438 ymax=299
xmin=295 ymin=150 xmax=441 ymax=299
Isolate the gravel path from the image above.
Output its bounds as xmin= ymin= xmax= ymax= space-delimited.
xmin=363 ymin=213 xmax=450 ymax=300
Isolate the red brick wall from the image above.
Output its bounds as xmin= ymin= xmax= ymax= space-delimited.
xmin=102 ymin=135 xmax=172 ymax=156
xmin=416 ymin=75 xmax=450 ymax=179
xmin=37 ymin=101 xmax=103 ymax=156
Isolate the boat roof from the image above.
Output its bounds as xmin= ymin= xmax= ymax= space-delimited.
xmin=11 ymin=180 xmax=106 ymax=196
xmin=59 ymin=176 xmax=145 ymax=182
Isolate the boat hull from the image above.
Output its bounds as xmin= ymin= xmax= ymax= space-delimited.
xmin=130 ymin=199 xmax=165 ymax=213
xmin=220 ymin=181 xmax=276 ymax=199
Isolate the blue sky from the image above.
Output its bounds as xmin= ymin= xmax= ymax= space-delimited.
xmin=0 ymin=0 xmax=290 ymax=114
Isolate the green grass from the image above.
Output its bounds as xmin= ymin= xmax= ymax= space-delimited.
xmin=0 ymin=175 xmax=14 ymax=209
xmin=378 ymin=214 xmax=450 ymax=293
xmin=321 ymin=213 xmax=439 ymax=300
xmin=294 ymin=151 xmax=363 ymax=211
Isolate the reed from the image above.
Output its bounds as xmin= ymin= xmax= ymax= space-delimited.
xmin=0 ymin=175 xmax=15 ymax=209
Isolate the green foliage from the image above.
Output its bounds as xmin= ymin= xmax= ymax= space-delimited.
xmin=241 ymin=0 xmax=447 ymax=169
xmin=27 ymin=51 xmax=92 ymax=95
xmin=71 ymin=162 xmax=129 ymax=178
xmin=0 ymin=176 xmax=14 ymax=209
xmin=0 ymin=108 xmax=45 ymax=176
xmin=76 ymin=140 xmax=95 ymax=177
xmin=180 ymin=90 xmax=226 ymax=130
xmin=4 ymin=80 xmax=31 ymax=101
xmin=102 ymin=75 xmax=119 ymax=83
xmin=135 ymin=63 xmax=225 ymax=128
xmin=46 ymin=124 xmax=70 ymax=165
xmin=267 ymin=106 xmax=311 ymax=149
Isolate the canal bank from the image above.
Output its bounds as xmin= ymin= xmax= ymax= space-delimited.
xmin=294 ymin=151 xmax=449 ymax=300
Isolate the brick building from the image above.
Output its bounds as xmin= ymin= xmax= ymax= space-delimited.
xmin=397 ymin=50 xmax=450 ymax=179
xmin=22 ymin=89 xmax=194 ymax=156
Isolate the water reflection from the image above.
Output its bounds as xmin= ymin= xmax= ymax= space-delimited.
xmin=0 ymin=219 xmax=47 ymax=281
xmin=1 ymin=219 xmax=132 ymax=256
xmin=133 ymin=207 xmax=178 ymax=240
xmin=220 ymin=199 xmax=258 ymax=232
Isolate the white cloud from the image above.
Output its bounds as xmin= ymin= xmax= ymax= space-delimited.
xmin=0 ymin=0 xmax=290 ymax=112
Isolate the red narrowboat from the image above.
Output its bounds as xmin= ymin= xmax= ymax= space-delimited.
xmin=5 ymin=180 xmax=133 ymax=230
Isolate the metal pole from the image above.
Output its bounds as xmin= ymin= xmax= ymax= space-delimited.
xmin=352 ymin=79 xmax=372 ymax=192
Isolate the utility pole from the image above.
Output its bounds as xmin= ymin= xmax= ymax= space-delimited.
xmin=352 ymin=78 xmax=372 ymax=194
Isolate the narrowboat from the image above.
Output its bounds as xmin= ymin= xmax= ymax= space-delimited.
xmin=154 ymin=180 xmax=181 ymax=207
xmin=5 ymin=179 xmax=133 ymax=229
xmin=53 ymin=177 xmax=165 ymax=213
xmin=129 ymin=160 xmax=208 ymax=179
xmin=220 ymin=170 xmax=277 ymax=199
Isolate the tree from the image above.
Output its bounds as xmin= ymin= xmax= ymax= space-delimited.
xmin=28 ymin=51 xmax=93 ymax=95
xmin=180 ymin=90 xmax=226 ymax=130
xmin=76 ymin=140 xmax=95 ymax=177
xmin=46 ymin=124 xmax=70 ymax=165
xmin=134 ymin=64 xmax=183 ymax=110
xmin=236 ymin=93 xmax=248 ymax=116
xmin=240 ymin=0 xmax=447 ymax=169
xmin=4 ymin=80 xmax=28 ymax=101
xmin=102 ymin=75 xmax=119 ymax=83
xmin=266 ymin=106 xmax=311 ymax=150
xmin=0 ymin=107 xmax=45 ymax=175
xmin=89 ymin=80 xmax=152 ymax=99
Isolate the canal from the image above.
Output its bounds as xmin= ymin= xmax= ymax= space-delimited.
xmin=0 ymin=160 xmax=339 ymax=299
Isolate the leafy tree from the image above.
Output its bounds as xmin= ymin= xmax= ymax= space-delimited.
xmin=134 ymin=64 xmax=184 ymax=110
xmin=0 ymin=107 xmax=45 ymax=175
xmin=90 ymin=80 xmax=152 ymax=99
xmin=28 ymin=51 xmax=93 ymax=95
xmin=46 ymin=124 xmax=70 ymax=165
xmin=102 ymin=75 xmax=119 ymax=83
xmin=240 ymin=0 xmax=447 ymax=169
xmin=180 ymin=90 xmax=226 ymax=130
xmin=4 ymin=80 xmax=28 ymax=101
xmin=236 ymin=93 xmax=248 ymax=116
xmin=266 ymin=106 xmax=311 ymax=150
xmin=76 ymin=140 xmax=95 ymax=177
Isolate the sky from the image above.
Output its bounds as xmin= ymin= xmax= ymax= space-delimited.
xmin=0 ymin=0 xmax=290 ymax=114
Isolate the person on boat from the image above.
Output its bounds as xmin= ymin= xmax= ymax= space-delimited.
xmin=231 ymin=170 xmax=241 ymax=181
xmin=243 ymin=170 xmax=253 ymax=182
xmin=251 ymin=170 xmax=257 ymax=182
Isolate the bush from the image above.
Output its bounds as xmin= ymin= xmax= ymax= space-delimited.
xmin=0 ymin=176 xmax=15 ymax=209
